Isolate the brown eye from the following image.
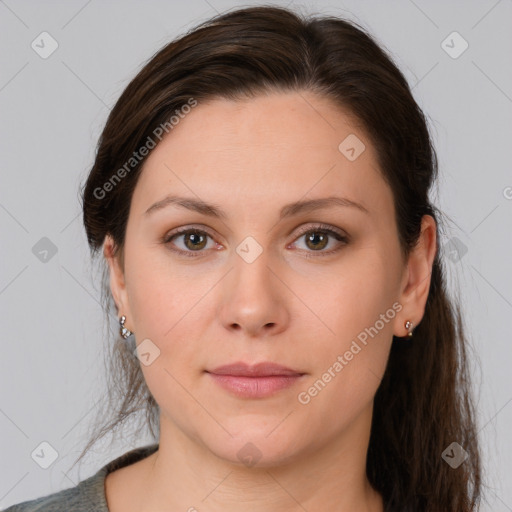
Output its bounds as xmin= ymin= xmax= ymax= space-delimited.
xmin=304 ymin=231 xmax=329 ymax=251
xmin=164 ymin=228 xmax=215 ymax=256
xmin=291 ymin=225 xmax=349 ymax=258
xmin=163 ymin=224 xmax=348 ymax=259
xmin=181 ymin=231 xmax=208 ymax=251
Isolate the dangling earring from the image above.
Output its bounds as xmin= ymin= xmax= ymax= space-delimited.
xmin=119 ymin=315 xmax=133 ymax=339
xmin=404 ymin=320 xmax=414 ymax=338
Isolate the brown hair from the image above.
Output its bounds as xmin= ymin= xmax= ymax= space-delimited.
xmin=77 ymin=5 xmax=481 ymax=510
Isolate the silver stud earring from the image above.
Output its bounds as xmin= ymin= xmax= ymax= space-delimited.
xmin=119 ymin=315 xmax=133 ymax=339
xmin=404 ymin=320 xmax=414 ymax=338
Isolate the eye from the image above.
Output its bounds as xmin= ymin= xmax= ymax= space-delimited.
xmin=290 ymin=224 xmax=349 ymax=258
xmin=163 ymin=227 xmax=218 ymax=257
xmin=162 ymin=223 xmax=349 ymax=258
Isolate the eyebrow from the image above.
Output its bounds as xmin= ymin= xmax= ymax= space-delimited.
xmin=144 ymin=194 xmax=369 ymax=219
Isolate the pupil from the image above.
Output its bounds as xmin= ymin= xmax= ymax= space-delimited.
xmin=187 ymin=232 xmax=205 ymax=249
xmin=307 ymin=232 xmax=327 ymax=250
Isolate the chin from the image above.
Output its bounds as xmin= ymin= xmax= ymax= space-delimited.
xmin=204 ymin=427 xmax=303 ymax=469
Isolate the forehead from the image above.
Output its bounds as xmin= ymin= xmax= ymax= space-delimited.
xmin=131 ymin=91 xmax=393 ymax=220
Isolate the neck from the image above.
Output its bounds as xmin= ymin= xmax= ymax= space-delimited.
xmin=134 ymin=405 xmax=384 ymax=512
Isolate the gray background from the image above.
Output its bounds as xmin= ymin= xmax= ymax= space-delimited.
xmin=1 ymin=0 xmax=511 ymax=510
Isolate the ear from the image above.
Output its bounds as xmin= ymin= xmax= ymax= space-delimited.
xmin=395 ymin=215 xmax=437 ymax=337
xmin=103 ymin=234 xmax=133 ymax=332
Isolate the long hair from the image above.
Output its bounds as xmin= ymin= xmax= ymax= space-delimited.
xmin=77 ymin=6 xmax=481 ymax=510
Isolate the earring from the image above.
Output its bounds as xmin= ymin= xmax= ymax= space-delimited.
xmin=404 ymin=320 xmax=414 ymax=338
xmin=119 ymin=315 xmax=133 ymax=339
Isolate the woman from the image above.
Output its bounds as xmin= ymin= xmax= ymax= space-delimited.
xmin=6 ymin=5 xmax=481 ymax=511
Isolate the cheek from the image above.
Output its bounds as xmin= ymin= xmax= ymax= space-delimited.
xmin=125 ymin=245 xmax=193 ymax=334
xmin=303 ymin=250 xmax=398 ymax=409
xmin=295 ymin=297 xmax=394 ymax=441
xmin=321 ymin=245 xmax=398 ymax=335
xmin=125 ymin=246 xmax=216 ymax=367
xmin=130 ymin=265 xmax=206 ymax=423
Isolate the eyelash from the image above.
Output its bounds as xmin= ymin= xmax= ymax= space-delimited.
xmin=162 ymin=223 xmax=349 ymax=259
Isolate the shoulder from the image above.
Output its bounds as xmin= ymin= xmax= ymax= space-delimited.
xmin=3 ymin=444 xmax=159 ymax=512
xmin=2 ymin=466 xmax=108 ymax=512
xmin=2 ymin=472 xmax=103 ymax=511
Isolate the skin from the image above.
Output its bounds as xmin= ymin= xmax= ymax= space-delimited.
xmin=103 ymin=90 xmax=437 ymax=512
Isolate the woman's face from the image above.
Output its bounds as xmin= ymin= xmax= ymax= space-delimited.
xmin=107 ymin=91 xmax=414 ymax=466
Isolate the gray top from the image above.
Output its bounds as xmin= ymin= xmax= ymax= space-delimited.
xmin=3 ymin=444 xmax=159 ymax=511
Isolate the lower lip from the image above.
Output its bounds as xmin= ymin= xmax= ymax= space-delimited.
xmin=207 ymin=372 xmax=304 ymax=398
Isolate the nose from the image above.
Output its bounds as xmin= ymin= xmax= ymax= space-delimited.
xmin=217 ymin=245 xmax=290 ymax=338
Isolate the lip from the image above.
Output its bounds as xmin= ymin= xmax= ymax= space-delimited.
xmin=205 ymin=362 xmax=306 ymax=399
xmin=207 ymin=361 xmax=304 ymax=377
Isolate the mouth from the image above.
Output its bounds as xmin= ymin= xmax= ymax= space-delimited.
xmin=205 ymin=361 xmax=306 ymax=398
xmin=207 ymin=361 xmax=305 ymax=377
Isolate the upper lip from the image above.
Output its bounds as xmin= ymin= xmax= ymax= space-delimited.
xmin=207 ymin=362 xmax=304 ymax=377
